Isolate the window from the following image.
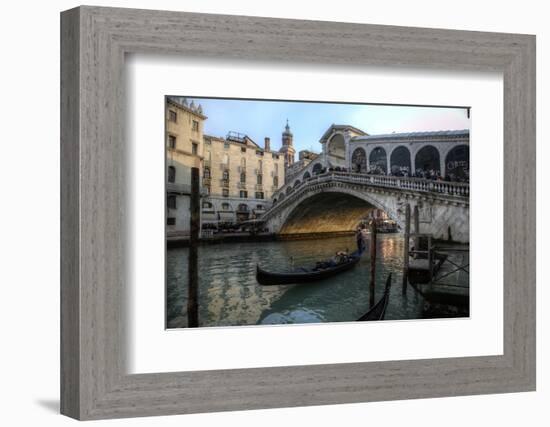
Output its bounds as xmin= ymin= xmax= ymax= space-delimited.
xmin=222 ymin=189 xmax=229 ymax=197
xmin=241 ymin=147 xmax=246 ymax=153
xmin=239 ymin=190 xmax=248 ymax=198
xmin=167 ymin=217 xmax=176 ymax=226
xmin=167 ymin=166 xmax=176 ymax=183
xmin=274 ymin=163 xmax=278 ymax=174
xmin=192 ymin=142 xmax=198 ymax=155
xmin=192 ymin=120 xmax=199 ymax=131
xmin=255 ymin=192 xmax=264 ymax=199
xmin=203 ymin=167 xmax=211 ymax=178
xmin=257 ymin=174 xmax=263 ymax=185
xmin=202 ymin=201 xmax=213 ymax=209
xmin=204 ymin=185 xmax=210 ymax=195
xmin=167 ymin=195 xmax=176 ymax=209
xmin=222 ymin=170 xmax=229 ymax=181
xmin=240 ymin=172 xmax=246 ymax=183
xmin=238 ymin=204 xmax=248 ymax=212
xmin=272 ymin=153 xmax=279 ymax=160
xmin=204 ymin=139 xmax=211 ymax=145
xmin=273 ymin=176 xmax=279 ymax=187
xmin=256 ymin=150 xmax=264 ymax=156
xmin=224 ymin=142 xmax=230 ymax=150
xmin=256 ymin=204 xmax=264 ymax=210
xmin=222 ymin=202 xmax=230 ymax=210
xmin=168 ymin=110 xmax=177 ymax=122
xmin=168 ymin=135 xmax=176 ymax=149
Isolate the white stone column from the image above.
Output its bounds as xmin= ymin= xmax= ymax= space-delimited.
xmin=386 ymin=144 xmax=391 ymax=175
xmin=439 ymin=154 xmax=446 ymax=177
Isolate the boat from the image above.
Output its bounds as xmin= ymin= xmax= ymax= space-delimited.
xmin=357 ymin=274 xmax=392 ymax=321
xmin=256 ymin=249 xmax=364 ymax=286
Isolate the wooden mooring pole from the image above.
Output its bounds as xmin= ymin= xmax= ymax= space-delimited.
xmin=187 ymin=167 xmax=200 ymax=328
xmin=402 ymin=204 xmax=411 ymax=292
xmin=369 ymin=220 xmax=377 ymax=308
xmin=413 ymin=204 xmax=420 ymax=251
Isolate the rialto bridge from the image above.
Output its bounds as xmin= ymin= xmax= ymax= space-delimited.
xmin=285 ymin=125 xmax=469 ymax=182
xmin=261 ymin=171 xmax=470 ymax=243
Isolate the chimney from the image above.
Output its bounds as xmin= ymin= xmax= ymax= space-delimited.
xmin=264 ymin=137 xmax=271 ymax=151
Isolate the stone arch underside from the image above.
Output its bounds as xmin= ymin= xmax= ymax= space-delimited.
xmin=278 ymin=191 xmax=391 ymax=235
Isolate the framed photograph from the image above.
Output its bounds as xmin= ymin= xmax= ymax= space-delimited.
xmin=61 ymin=6 xmax=535 ymax=420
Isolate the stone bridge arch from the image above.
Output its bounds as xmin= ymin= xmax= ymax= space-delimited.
xmin=267 ymin=183 xmax=403 ymax=235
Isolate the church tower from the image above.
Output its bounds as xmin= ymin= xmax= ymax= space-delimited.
xmin=279 ymin=119 xmax=295 ymax=168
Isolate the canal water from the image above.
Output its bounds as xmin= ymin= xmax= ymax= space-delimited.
xmin=166 ymin=234 xmax=465 ymax=328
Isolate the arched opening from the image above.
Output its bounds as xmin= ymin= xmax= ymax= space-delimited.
xmin=286 ymin=186 xmax=293 ymax=195
xmin=294 ymin=180 xmax=301 ymax=188
xmin=279 ymin=193 xmax=285 ymax=201
xmin=312 ymin=163 xmax=323 ymax=175
xmin=369 ymin=147 xmax=387 ymax=174
xmin=279 ymin=191 xmax=390 ymax=235
xmin=351 ymin=147 xmax=367 ymax=173
xmin=303 ymin=171 xmax=311 ymax=180
xmin=327 ymin=134 xmax=346 ymax=168
xmin=237 ymin=203 xmax=250 ymax=221
xmin=390 ymin=146 xmax=411 ymax=176
xmin=414 ymin=145 xmax=440 ymax=177
xmin=445 ymin=145 xmax=469 ymax=182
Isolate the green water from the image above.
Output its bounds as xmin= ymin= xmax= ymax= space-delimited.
xmin=167 ymin=234 xmax=467 ymax=328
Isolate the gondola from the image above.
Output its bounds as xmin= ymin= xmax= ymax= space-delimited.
xmin=357 ymin=274 xmax=392 ymax=321
xmin=256 ymin=249 xmax=364 ymax=286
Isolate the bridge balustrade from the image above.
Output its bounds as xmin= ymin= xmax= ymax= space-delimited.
xmin=272 ymin=171 xmax=469 ymax=203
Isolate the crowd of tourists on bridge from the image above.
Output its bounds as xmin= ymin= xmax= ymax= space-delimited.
xmin=314 ymin=165 xmax=469 ymax=183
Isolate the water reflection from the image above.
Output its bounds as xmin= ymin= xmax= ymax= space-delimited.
xmin=166 ymin=234 xmax=446 ymax=328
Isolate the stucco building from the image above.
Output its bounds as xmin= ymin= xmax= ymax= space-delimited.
xmin=165 ymin=97 xmax=287 ymax=236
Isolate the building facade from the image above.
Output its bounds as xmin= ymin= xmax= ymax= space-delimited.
xmin=165 ymin=97 xmax=207 ymax=236
xmin=165 ymin=97 xmax=286 ymax=236
xmin=200 ymin=133 xmax=285 ymax=227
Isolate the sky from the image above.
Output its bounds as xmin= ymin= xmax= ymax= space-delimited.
xmin=184 ymin=97 xmax=471 ymax=153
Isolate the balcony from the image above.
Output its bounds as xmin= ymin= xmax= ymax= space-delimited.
xmin=202 ymin=177 xmax=211 ymax=186
xmin=255 ymin=184 xmax=263 ymax=191
xmin=220 ymin=179 xmax=230 ymax=188
xmin=237 ymin=182 xmax=247 ymax=189
xmin=166 ymin=182 xmax=208 ymax=196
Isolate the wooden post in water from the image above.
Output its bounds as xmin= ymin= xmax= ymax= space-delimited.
xmin=413 ymin=204 xmax=420 ymax=250
xmin=369 ymin=220 xmax=377 ymax=308
xmin=402 ymin=203 xmax=411 ymax=292
xmin=187 ymin=167 xmax=200 ymax=328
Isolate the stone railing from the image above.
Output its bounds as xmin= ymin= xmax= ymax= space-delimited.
xmin=263 ymin=171 xmax=469 ymax=222
xmin=272 ymin=171 xmax=469 ymax=201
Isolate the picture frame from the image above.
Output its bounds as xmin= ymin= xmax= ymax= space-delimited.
xmin=60 ymin=5 xmax=536 ymax=420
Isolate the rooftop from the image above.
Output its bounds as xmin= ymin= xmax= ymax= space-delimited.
xmin=352 ymin=129 xmax=470 ymax=142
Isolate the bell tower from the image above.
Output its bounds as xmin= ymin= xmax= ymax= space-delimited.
xmin=279 ymin=119 xmax=295 ymax=168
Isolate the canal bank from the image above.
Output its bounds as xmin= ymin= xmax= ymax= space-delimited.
xmin=166 ymin=230 xmax=357 ymax=248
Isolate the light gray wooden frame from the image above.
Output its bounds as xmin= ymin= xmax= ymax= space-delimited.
xmin=60 ymin=5 xmax=536 ymax=420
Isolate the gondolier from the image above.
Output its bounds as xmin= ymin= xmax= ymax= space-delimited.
xmin=256 ymin=248 xmax=364 ymax=286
